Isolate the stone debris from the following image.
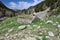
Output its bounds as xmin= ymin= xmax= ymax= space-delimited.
xmin=48 ymin=31 xmax=54 ymax=36
xmin=5 ymin=33 xmax=9 ymax=36
xmin=37 ymin=26 xmax=40 ymax=29
xmin=46 ymin=36 xmax=50 ymax=38
xmin=0 ymin=24 xmax=59 ymax=40
xmin=56 ymin=22 xmax=59 ymax=24
xmin=57 ymin=24 xmax=60 ymax=27
xmin=26 ymin=25 xmax=30 ymax=27
xmin=26 ymin=37 xmax=36 ymax=40
xmin=46 ymin=20 xmax=53 ymax=24
xmin=8 ymin=28 xmax=13 ymax=33
xmin=6 ymin=36 xmax=10 ymax=39
xmin=18 ymin=25 xmax=26 ymax=30
xmin=53 ymin=23 xmax=57 ymax=25
xmin=33 ymin=25 xmax=37 ymax=27
xmin=38 ymin=36 xmax=43 ymax=40
xmin=40 ymin=33 xmax=43 ymax=35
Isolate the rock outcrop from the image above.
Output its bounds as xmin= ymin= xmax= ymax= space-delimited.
xmin=33 ymin=8 xmax=50 ymax=19
xmin=17 ymin=15 xmax=36 ymax=24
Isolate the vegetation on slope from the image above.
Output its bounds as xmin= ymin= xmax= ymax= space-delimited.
xmin=0 ymin=16 xmax=60 ymax=40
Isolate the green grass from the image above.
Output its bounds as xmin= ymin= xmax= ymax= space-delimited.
xmin=0 ymin=16 xmax=59 ymax=39
xmin=32 ymin=17 xmax=60 ymax=36
xmin=0 ymin=17 xmax=21 ymax=35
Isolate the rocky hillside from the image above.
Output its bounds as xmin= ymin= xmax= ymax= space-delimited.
xmin=18 ymin=0 xmax=60 ymax=16
xmin=0 ymin=0 xmax=60 ymax=40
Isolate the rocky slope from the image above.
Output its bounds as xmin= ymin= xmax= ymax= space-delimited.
xmin=17 ymin=0 xmax=60 ymax=17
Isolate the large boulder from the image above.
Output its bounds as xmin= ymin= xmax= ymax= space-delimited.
xmin=18 ymin=25 xmax=26 ymax=30
xmin=33 ymin=8 xmax=50 ymax=19
xmin=17 ymin=15 xmax=35 ymax=24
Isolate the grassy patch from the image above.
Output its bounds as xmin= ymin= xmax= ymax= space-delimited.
xmin=0 ymin=16 xmax=59 ymax=36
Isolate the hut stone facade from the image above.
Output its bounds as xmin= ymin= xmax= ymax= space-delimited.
xmin=0 ymin=1 xmax=15 ymax=17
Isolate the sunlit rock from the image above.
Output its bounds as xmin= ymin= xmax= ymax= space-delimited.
xmin=5 ymin=33 xmax=9 ymax=36
xmin=8 ymin=28 xmax=13 ymax=33
xmin=33 ymin=25 xmax=37 ymax=27
xmin=46 ymin=36 xmax=50 ymax=38
xmin=37 ymin=26 xmax=40 ymax=29
xmin=46 ymin=20 xmax=53 ymax=24
xmin=48 ymin=31 xmax=54 ymax=36
xmin=38 ymin=36 xmax=43 ymax=40
xmin=26 ymin=25 xmax=30 ymax=27
xmin=40 ymin=33 xmax=43 ymax=35
xmin=53 ymin=23 xmax=57 ymax=25
xmin=57 ymin=25 xmax=60 ymax=27
xmin=56 ymin=22 xmax=59 ymax=24
xmin=18 ymin=25 xmax=26 ymax=30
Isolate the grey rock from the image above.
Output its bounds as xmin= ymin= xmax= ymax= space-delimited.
xmin=18 ymin=25 xmax=26 ymax=30
xmin=17 ymin=15 xmax=35 ymax=24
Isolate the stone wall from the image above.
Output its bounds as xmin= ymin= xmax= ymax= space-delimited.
xmin=5 ymin=10 xmax=14 ymax=17
xmin=0 ymin=8 xmax=15 ymax=17
xmin=0 ymin=11 xmax=3 ymax=17
xmin=17 ymin=15 xmax=36 ymax=24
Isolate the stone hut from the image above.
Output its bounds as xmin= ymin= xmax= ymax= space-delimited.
xmin=0 ymin=1 xmax=15 ymax=17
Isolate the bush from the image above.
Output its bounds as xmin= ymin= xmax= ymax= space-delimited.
xmin=56 ymin=7 xmax=60 ymax=13
xmin=35 ymin=1 xmax=45 ymax=12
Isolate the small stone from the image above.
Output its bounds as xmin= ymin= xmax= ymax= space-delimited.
xmin=53 ymin=23 xmax=57 ymax=25
xmin=8 ymin=28 xmax=13 ymax=33
xmin=40 ymin=33 xmax=43 ymax=35
xmin=27 ymin=37 xmax=36 ymax=40
xmin=5 ymin=33 xmax=9 ymax=36
xmin=33 ymin=25 xmax=37 ymax=27
xmin=46 ymin=20 xmax=53 ymax=24
xmin=46 ymin=36 xmax=49 ymax=38
xmin=56 ymin=29 xmax=58 ymax=30
xmin=48 ymin=31 xmax=54 ymax=36
xmin=18 ymin=33 xmax=22 ymax=35
xmin=6 ymin=36 xmax=10 ymax=39
xmin=56 ymin=22 xmax=59 ymax=24
xmin=38 ymin=36 xmax=42 ymax=40
xmin=37 ymin=26 xmax=40 ymax=29
xmin=18 ymin=25 xmax=26 ymax=30
xmin=15 ymin=34 xmax=18 ymax=36
xmin=27 ymin=25 xmax=30 ymax=27
xmin=57 ymin=25 xmax=60 ymax=28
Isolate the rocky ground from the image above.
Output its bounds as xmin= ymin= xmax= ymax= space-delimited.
xmin=0 ymin=16 xmax=60 ymax=40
